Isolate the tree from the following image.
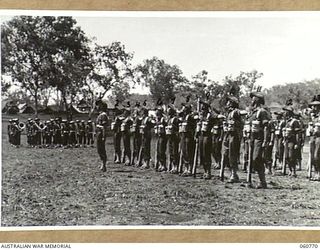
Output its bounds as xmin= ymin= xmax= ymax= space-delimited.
xmin=85 ymin=42 xmax=134 ymax=113
xmin=1 ymin=16 xmax=92 ymax=117
xmin=136 ymin=57 xmax=187 ymax=104
xmin=110 ymin=81 xmax=131 ymax=104
xmin=1 ymin=76 xmax=11 ymax=97
xmin=264 ymin=79 xmax=320 ymax=109
xmin=220 ymin=70 xmax=263 ymax=109
xmin=175 ymin=70 xmax=223 ymax=109
xmin=2 ymin=16 xmax=55 ymax=115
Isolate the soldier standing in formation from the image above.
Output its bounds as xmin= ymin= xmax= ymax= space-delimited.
xmin=86 ymin=120 xmax=95 ymax=147
xmin=197 ymin=102 xmax=216 ymax=179
xmin=179 ymin=103 xmax=196 ymax=176
xmin=224 ymin=96 xmax=242 ymax=183
xmin=138 ymin=106 xmax=154 ymax=169
xmin=272 ymin=111 xmax=286 ymax=171
xmin=154 ymin=106 xmax=167 ymax=171
xmin=130 ymin=103 xmax=142 ymax=166
xmin=307 ymin=95 xmax=320 ymax=180
xmin=166 ymin=105 xmax=180 ymax=173
xmin=248 ymin=91 xmax=270 ymax=189
xmin=111 ymin=103 xmax=123 ymax=164
xmin=121 ymin=106 xmax=133 ymax=166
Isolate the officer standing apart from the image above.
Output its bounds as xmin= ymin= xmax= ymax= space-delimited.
xmin=96 ymin=99 xmax=109 ymax=172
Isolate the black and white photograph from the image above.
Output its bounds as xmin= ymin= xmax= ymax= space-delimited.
xmin=1 ymin=11 xmax=320 ymax=227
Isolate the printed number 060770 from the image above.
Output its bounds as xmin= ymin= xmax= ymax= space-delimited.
xmin=300 ymin=244 xmax=318 ymax=248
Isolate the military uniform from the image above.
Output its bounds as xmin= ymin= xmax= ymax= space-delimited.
xmin=26 ymin=119 xmax=33 ymax=146
xmin=248 ymin=92 xmax=270 ymax=188
xmin=307 ymin=97 xmax=320 ymax=180
xmin=197 ymin=104 xmax=217 ymax=179
xmin=111 ymin=112 xmax=123 ymax=163
xmin=282 ymin=106 xmax=300 ymax=177
xmin=86 ymin=120 xmax=95 ymax=147
xmin=121 ymin=110 xmax=133 ymax=165
xmin=11 ymin=119 xmax=21 ymax=147
xmin=8 ymin=120 xmax=13 ymax=145
xmin=61 ymin=120 xmax=69 ymax=147
xmin=295 ymin=114 xmax=305 ymax=171
xmin=138 ymin=109 xmax=155 ymax=168
xmin=96 ymin=111 xmax=109 ymax=171
xmin=212 ymin=118 xmax=223 ymax=170
xmin=154 ymin=110 xmax=167 ymax=171
xmin=78 ymin=120 xmax=86 ymax=147
xmin=179 ymin=106 xmax=196 ymax=176
xmin=53 ymin=118 xmax=62 ymax=147
xmin=34 ymin=118 xmax=42 ymax=147
xmin=130 ymin=111 xmax=142 ymax=166
xmin=223 ymin=103 xmax=242 ymax=182
xmin=264 ymin=119 xmax=275 ymax=174
xmin=69 ymin=121 xmax=77 ymax=147
xmin=272 ymin=113 xmax=286 ymax=170
xmin=166 ymin=108 xmax=180 ymax=173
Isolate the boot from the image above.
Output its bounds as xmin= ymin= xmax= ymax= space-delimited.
xmin=228 ymin=169 xmax=239 ymax=183
xmin=257 ymin=170 xmax=267 ymax=189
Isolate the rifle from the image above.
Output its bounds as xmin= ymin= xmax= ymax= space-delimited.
xmin=281 ymin=130 xmax=287 ymax=176
xmin=178 ymin=142 xmax=183 ymax=174
xmin=192 ymin=97 xmax=201 ymax=178
xmin=219 ymin=122 xmax=227 ymax=181
xmin=308 ymin=139 xmax=313 ymax=179
xmin=246 ymin=132 xmax=253 ymax=186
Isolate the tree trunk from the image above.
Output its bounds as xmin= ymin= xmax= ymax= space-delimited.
xmin=34 ymin=89 xmax=38 ymax=118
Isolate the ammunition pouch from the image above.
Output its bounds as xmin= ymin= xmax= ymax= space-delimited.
xmin=155 ymin=124 xmax=165 ymax=135
xmin=201 ymin=121 xmax=209 ymax=132
xmin=251 ymin=120 xmax=262 ymax=133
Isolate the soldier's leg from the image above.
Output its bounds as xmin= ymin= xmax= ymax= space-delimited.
xmin=198 ymin=135 xmax=206 ymax=178
xmin=97 ymin=138 xmax=107 ymax=172
xmin=172 ymin=135 xmax=179 ymax=173
xmin=142 ymin=135 xmax=151 ymax=168
xmin=253 ymin=138 xmax=267 ymax=188
xmin=314 ymin=137 xmax=320 ymax=180
xmin=114 ymin=133 xmax=121 ymax=163
xmin=136 ymin=135 xmax=144 ymax=167
xmin=124 ymin=133 xmax=131 ymax=165
xmin=204 ymin=135 xmax=212 ymax=179
xmin=160 ymin=136 xmax=167 ymax=171
xmin=228 ymin=134 xmax=240 ymax=182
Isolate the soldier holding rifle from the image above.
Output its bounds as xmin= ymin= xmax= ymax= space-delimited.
xmin=179 ymin=101 xmax=196 ymax=177
xmin=272 ymin=111 xmax=286 ymax=171
xmin=196 ymin=101 xmax=217 ymax=180
xmin=282 ymin=106 xmax=300 ymax=177
xmin=220 ymin=96 xmax=242 ymax=183
xmin=307 ymin=95 xmax=320 ymax=180
xmin=130 ymin=102 xmax=142 ymax=166
xmin=154 ymin=104 xmax=167 ymax=172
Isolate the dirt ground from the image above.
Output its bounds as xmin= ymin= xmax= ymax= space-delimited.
xmin=2 ymin=116 xmax=320 ymax=227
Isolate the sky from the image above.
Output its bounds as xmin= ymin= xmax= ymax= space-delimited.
xmin=2 ymin=11 xmax=320 ymax=94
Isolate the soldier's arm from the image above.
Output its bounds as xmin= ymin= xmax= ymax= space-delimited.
xmin=262 ymin=110 xmax=270 ymax=146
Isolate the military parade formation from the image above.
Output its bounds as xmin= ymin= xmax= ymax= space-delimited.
xmin=6 ymin=91 xmax=320 ymax=189
xmin=7 ymin=117 xmax=95 ymax=148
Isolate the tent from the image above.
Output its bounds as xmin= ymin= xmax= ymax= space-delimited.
xmin=18 ymin=103 xmax=35 ymax=114
xmin=2 ymin=100 xmax=19 ymax=114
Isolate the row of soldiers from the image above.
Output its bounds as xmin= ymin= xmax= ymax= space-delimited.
xmin=95 ymin=92 xmax=320 ymax=189
xmin=7 ymin=117 xmax=95 ymax=148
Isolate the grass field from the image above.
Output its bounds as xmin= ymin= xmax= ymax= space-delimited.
xmin=2 ymin=115 xmax=320 ymax=227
